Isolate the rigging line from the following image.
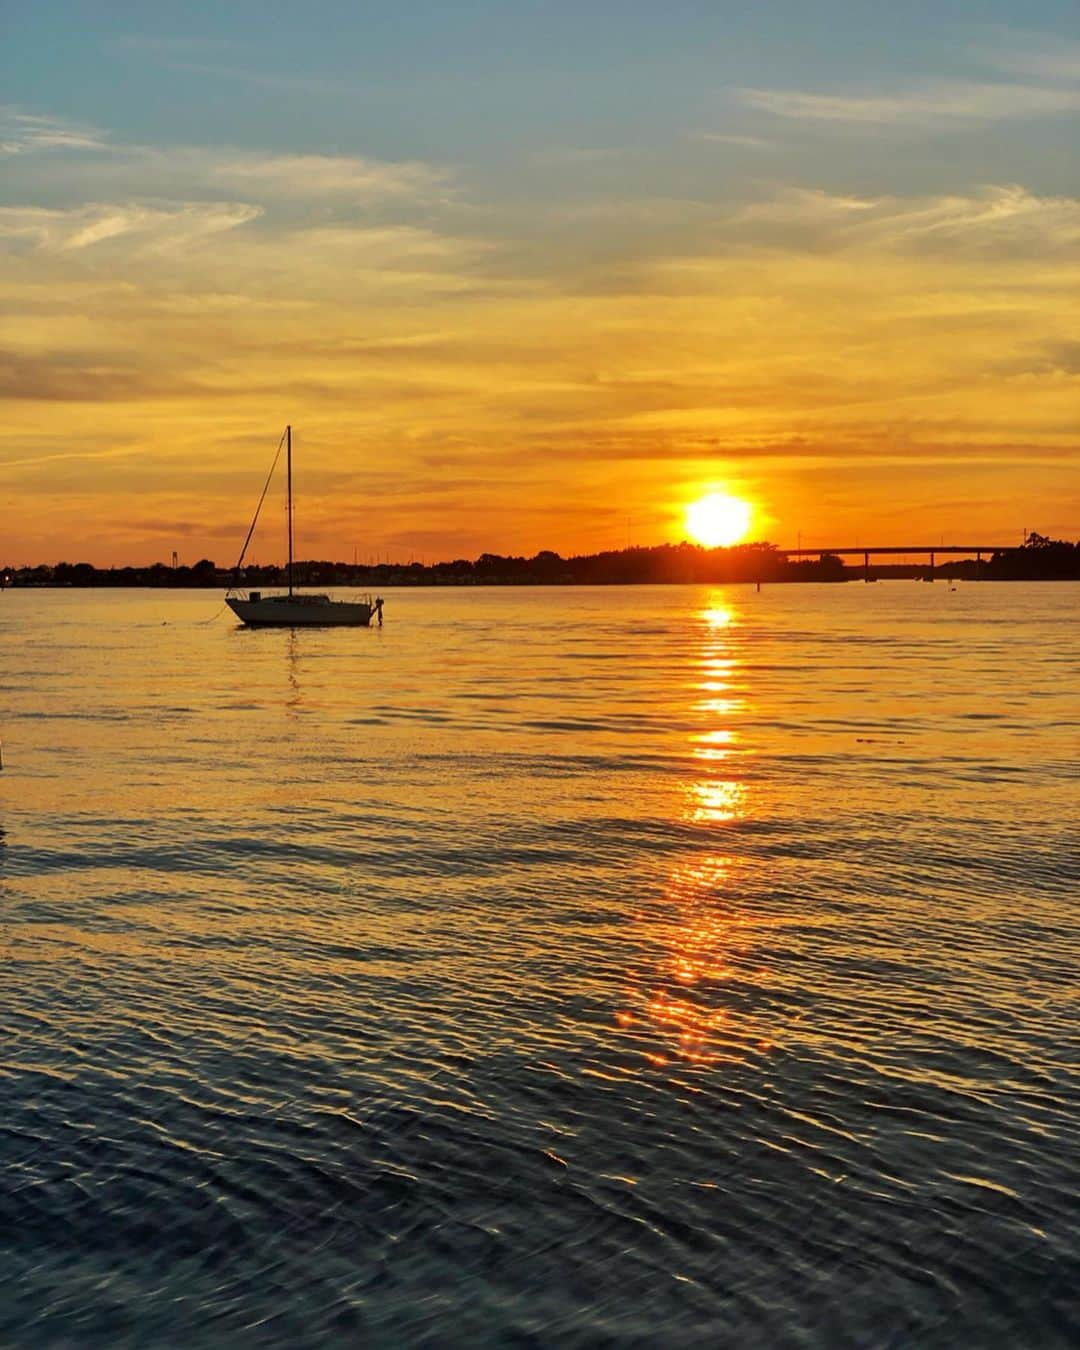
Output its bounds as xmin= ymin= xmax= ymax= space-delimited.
xmin=230 ymin=428 xmax=287 ymax=588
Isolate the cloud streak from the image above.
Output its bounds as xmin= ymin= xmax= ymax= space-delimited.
xmin=0 ymin=108 xmax=108 ymax=155
xmin=2 ymin=110 xmax=454 ymax=210
xmin=726 ymin=185 xmax=1080 ymax=258
xmin=208 ymin=151 xmax=450 ymax=201
xmin=692 ymin=132 xmax=778 ymax=150
xmin=973 ymin=29 xmax=1080 ymax=84
xmin=0 ymin=202 xmax=262 ymax=254
xmin=737 ymin=80 xmax=1080 ymax=127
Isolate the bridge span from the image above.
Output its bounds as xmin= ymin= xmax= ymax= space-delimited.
xmin=779 ymin=544 xmax=1020 ymax=580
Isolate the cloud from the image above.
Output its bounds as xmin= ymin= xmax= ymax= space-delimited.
xmin=198 ymin=63 xmax=363 ymax=95
xmin=727 ymin=185 xmax=1080 ymax=258
xmin=123 ymin=55 xmax=365 ymax=97
xmin=208 ymin=151 xmax=450 ymax=201
xmin=0 ymin=341 xmax=253 ymax=404
xmin=531 ymin=147 xmax=631 ymax=167
xmin=0 ymin=108 xmax=107 ymax=155
xmin=108 ymin=31 xmax=359 ymax=95
xmin=737 ymin=80 xmax=1080 ymax=127
xmin=1003 ymin=340 xmax=1080 ymax=378
xmin=0 ymin=437 xmax=146 ymax=472
xmin=195 ymin=221 xmax=487 ymax=303
xmin=542 ymin=196 xmax=712 ymax=225
xmin=120 ymin=516 xmax=245 ymax=540
xmin=107 ymin=35 xmax=237 ymax=58
xmin=2 ymin=108 xmax=453 ymax=209
xmin=1 ymin=88 xmax=1075 ymax=560
xmin=973 ymin=30 xmax=1080 ymax=83
xmin=0 ymin=202 xmax=262 ymax=254
xmin=691 ymin=132 xmax=777 ymax=150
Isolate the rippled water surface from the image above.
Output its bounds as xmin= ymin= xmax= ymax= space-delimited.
xmin=2 ymin=583 xmax=1078 ymax=1347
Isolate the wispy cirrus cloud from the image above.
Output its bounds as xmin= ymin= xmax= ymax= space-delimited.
xmin=208 ymin=151 xmax=451 ymax=201
xmin=0 ymin=438 xmax=146 ymax=473
xmin=530 ymin=146 xmax=631 ymax=167
xmin=107 ymin=34 xmax=237 ymax=58
xmin=727 ymin=184 xmax=1080 ymax=257
xmin=0 ymin=108 xmax=107 ymax=155
xmin=737 ymin=80 xmax=1080 ymax=127
xmin=691 ymin=131 xmax=777 ymax=150
xmin=111 ymin=36 xmax=362 ymax=97
xmin=0 ymin=347 xmax=209 ymax=404
xmin=0 ymin=201 xmax=261 ymax=253
xmin=2 ymin=111 xmax=453 ymax=208
xmin=736 ymin=27 xmax=1080 ymax=132
xmin=973 ymin=29 xmax=1080 ymax=83
xmin=105 ymin=35 xmax=360 ymax=95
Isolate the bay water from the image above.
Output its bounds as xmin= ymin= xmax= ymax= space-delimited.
xmin=1 ymin=583 xmax=1077 ymax=1346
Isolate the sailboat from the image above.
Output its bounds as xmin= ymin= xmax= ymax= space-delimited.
xmin=226 ymin=426 xmax=383 ymax=628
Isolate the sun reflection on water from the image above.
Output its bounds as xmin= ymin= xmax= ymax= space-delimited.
xmin=687 ymin=779 xmax=747 ymax=825
xmin=618 ymin=593 xmax=764 ymax=1070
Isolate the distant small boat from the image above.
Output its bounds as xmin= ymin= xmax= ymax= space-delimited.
xmin=226 ymin=426 xmax=383 ymax=629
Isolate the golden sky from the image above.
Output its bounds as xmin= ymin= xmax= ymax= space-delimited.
xmin=2 ymin=8 xmax=1078 ymax=565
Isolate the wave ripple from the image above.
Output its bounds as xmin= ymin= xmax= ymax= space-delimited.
xmin=2 ymin=584 xmax=1078 ymax=1347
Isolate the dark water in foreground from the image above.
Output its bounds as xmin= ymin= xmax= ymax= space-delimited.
xmin=1 ymin=584 xmax=1077 ymax=1347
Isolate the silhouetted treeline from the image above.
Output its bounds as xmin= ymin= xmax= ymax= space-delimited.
xmin=981 ymin=533 xmax=1080 ymax=580
xmin=3 ymin=534 xmax=1077 ymax=587
xmin=2 ymin=542 xmax=842 ymax=587
xmin=3 ymin=559 xmax=222 ymax=588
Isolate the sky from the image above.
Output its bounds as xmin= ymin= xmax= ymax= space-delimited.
xmin=2 ymin=1 xmax=1078 ymax=566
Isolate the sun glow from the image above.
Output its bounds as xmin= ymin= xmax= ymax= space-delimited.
xmin=685 ymin=494 xmax=753 ymax=549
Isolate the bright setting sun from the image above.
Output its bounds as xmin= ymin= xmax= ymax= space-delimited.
xmin=684 ymin=493 xmax=753 ymax=548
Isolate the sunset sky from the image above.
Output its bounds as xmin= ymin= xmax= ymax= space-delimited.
xmin=3 ymin=2 xmax=1078 ymax=566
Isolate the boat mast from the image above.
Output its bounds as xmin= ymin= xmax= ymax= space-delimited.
xmin=286 ymin=424 xmax=293 ymax=596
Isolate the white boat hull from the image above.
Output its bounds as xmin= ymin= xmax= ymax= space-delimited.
xmin=227 ymin=594 xmax=376 ymax=628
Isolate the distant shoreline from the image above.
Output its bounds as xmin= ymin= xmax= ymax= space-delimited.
xmin=4 ymin=535 xmax=1078 ymax=587
xmin=6 ymin=573 xmax=1079 ymax=589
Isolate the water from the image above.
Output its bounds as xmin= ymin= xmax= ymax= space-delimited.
xmin=2 ymin=583 xmax=1077 ymax=1347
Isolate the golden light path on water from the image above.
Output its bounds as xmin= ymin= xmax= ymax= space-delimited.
xmin=620 ymin=599 xmax=767 ymax=1069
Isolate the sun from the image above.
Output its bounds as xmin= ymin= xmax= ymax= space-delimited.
xmin=685 ymin=493 xmax=753 ymax=548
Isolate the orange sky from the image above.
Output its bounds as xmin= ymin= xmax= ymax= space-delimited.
xmin=3 ymin=12 xmax=1078 ymax=566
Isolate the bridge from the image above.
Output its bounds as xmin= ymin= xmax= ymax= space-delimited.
xmin=780 ymin=544 xmax=1021 ymax=581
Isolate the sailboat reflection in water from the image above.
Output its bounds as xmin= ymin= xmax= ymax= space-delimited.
xmin=226 ymin=426 xmax=383 ymax=628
